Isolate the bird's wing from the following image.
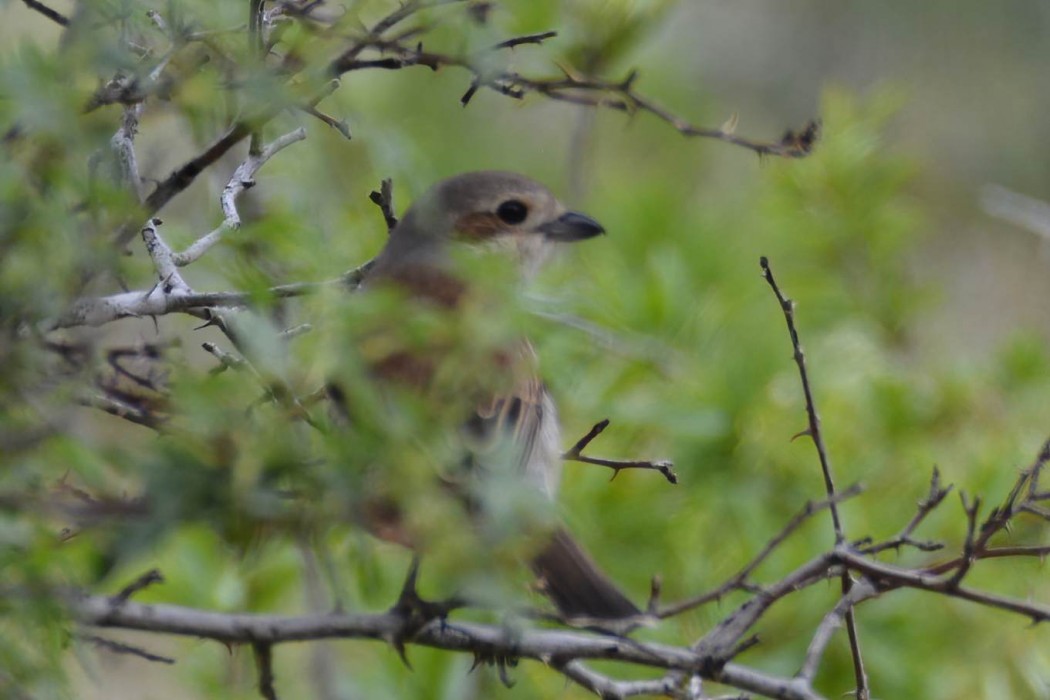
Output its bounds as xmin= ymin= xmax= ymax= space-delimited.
xmin=465 ymin=340 xmax=562 ymax=498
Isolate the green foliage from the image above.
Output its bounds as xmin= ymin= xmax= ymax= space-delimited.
xmin=1 ymin=2 xmax=1049 ymax=699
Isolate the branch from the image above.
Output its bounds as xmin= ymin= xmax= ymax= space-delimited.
xmin=657 ymin=485 xmax=863 ymax=619
xmin=75 ymin=393 xmax=165 ymax=430
xmin=69 ymin=594 xmax=824 ymax=700
xmin=760 ymin=256 xmax=868 ymax=699
xmin=21 ymin=0 xmax=69 ymax=26
xmin=858 ymin=467 xmax=951 ymax=555
xmin=837 ymin=548 xmax=1050 ymax=623
xmin=759 ymin=257 xmax=843 ymax=540
xmin=563 ymin=419 xmax=678 ymax=484
xmin=114 ymin=569 xmax=165 ymax=603
xmin=330 ymin=33 xmax=816 ymax=158
xmin=796 ymin=579 xmax=878 ymax=683
xmin=490 ymin=31 xmax=559 ymax=51
xmin=922 ymin=545 xmax=1050 ymax=575
xmin=328 ymin=0 xmax=468 ymax=71
xmin=78 ymin=634 xmax=175 ymax=665
xmin=172 ymin=127 xmax=307 ymax=266
xmin=48 ymin=270 xmax=361 ymax=330
xmin=556 ymin=660 xmax=678 ymax=699
xmin=115 ymin=121 xmax=254 ymax=246
xmin=369 ymin=178 xmax=399 ymax=232
xmin=253 ymin=643 xmax=279 ymax=700
xmin=686 ymin=553 xmax=838 ymax=664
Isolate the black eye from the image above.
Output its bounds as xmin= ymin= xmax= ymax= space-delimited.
xmin=496 ymin=199 xmax=528 ymax=225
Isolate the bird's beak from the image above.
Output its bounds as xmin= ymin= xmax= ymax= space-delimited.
xmin=537 ymin=211 xmax=605 ymax=242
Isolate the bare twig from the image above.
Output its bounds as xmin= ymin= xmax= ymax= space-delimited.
xmin=21 ymin=0 xmax=69 ymax=26
xmin=79 ymin=634 xmax=175 ymax=665
xmin=114 ymin=569 xmax=165 ymax=603
xmin=759 ymin=257 xmax=842 ymax=539
xmin=118 ymin=121 xmax=254 ymax=246
xmin=566 ymin=453 xmax=678 ymax=484
xmin=760 ymin=256 xmax=868 ymax=699
xmin=248 ymin=0 xmax=266 ymax=157
xmin=76 ymin=393 xmax=164 ymax=430
xmin=173 ymin=127 xmax=307 ymax=266
xmin=202 ymin=341 xmax=247 ymax=374
xmin=946 ymin=493 xmax=982 ymax=588
xmin=253 ymin=643 xmax=279 ymax=700
xmin=837 ymin=548 xmax=1050 ymax=623
xmin=325 ymin=9 xmax=815 ymax=159
xmin=658 ymin=485 xmax=864 ymax=619
xmin=140 ymin=219 xmax=189 ymax=291
xmin=796 ymin=579 xmax=878 ymax=683
xmin=300 ymin=104 xmax=352 ymax=140
xmin=859 ymin=467 xmax=951 ymax=555
xmin=564 ymin=418 xmax=610 ymax=456
xmin=279 ymin=323 xmax=313 ymax=340
xmin=556 ymin=660 xmax=678 ymax=699
xmin=490 ymin=31 xmax=558 ymax=51
xmin=563 ymin=419 xmax=678 ymax=484
xmin=922 ymin=544 xmax=1050 ymax=575
xmin=369 ymin=178 xmax=399 ymax=232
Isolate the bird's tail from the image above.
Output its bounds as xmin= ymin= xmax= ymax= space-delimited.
xmin=531 ymin=527 xmax=640 ymax=620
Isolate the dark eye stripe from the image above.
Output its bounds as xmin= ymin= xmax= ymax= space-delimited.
xmin=496 ymin=200 xmax=528 ymax=224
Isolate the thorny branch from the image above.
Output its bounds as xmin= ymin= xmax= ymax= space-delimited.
xmin=760 ymin=256 xmax=868 ymax=700
xmin=57 ymin=429 xmax=1050 ymax=700
xmin=857 ymin=467 xmax=951 ymax=555
xmin=332 ymin=35 xmax=819 ymax=159
xmin=654 ymin=485 xmax=864 ymax=619
xmin=78 ymin=634 xmax=175 ymax=665
xmin=563 ymin=419 xmax=679 ymax=484
xmin=92 ymin=0 xmax=811 ymax=242
xmin=69 ymin=589 xmax=823 ymax=700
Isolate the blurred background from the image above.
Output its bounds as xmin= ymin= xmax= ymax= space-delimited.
xmin=2 ymin=1 xmax=1050 ymax=698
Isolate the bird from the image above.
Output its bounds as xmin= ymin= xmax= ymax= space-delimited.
xmin=346 ymin=170 xmax=640 ymax=621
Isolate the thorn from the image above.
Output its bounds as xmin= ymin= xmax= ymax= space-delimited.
xmin=620 ymin=68 xmax=638 ymax=90
xmin=461 ymin=78 xmax=480 ymax=106
xmin=392 ymin=638 xmax=413 ymax=669
xmin=497 ymin=658 xmax=517 ymax=688
xmin=790 ymin=428 xmax=812 ymax=442
xmin=386 ymin=555 xmax=464 ymax=669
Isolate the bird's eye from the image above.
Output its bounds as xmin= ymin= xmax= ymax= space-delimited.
xmin=496 ymin=199 xmax=528 ymax=225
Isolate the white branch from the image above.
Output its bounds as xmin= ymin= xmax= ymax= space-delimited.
xmin=48 ymin=265 xmax=371 ymax=330
xmin=173 ymin=127 xmax=306 ymax=266
xmin=140 ymin=218 xmax=190 ymax=291
xmin=47 ymin=128 xmax=313 ymax=331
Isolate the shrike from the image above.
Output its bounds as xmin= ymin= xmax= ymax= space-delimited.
xmin=356 ymin=170 xmax=639 ymax=620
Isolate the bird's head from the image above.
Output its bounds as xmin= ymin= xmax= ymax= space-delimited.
xmin=376 ymin=171 xmax=604 ymax=279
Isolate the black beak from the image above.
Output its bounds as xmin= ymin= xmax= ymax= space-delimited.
xmin=537 ymin=211 xmax=605 ymax=242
